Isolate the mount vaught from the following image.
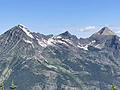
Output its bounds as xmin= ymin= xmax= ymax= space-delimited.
xmin=0 ymin=25 xmax=120 ymax=90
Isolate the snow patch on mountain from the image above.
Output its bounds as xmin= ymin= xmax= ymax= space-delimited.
xmin=47 ymin=38 xmax=54 ymax=45
xmin=37 ymin=38 xmax=47 ymax=47
xmin=46 ymin=64 xmax=57 ymax=69
xmin=56 ymin=36 xmax=62 ymax=39
xmin=23 ymin=38 xmax=34 ymax=48
xmin=18 ymin=24 xmax=34 ymax=39
xmin=23 ymin=39 xmax=32 ymax=44
xmin=95 ymin=43 xmax=105 ymax=49
xmin=56 ymin=40 xmax=68 ymax=45
xmin=47 ymin=36 xmax=73 ymax=46
xmin=36 ymin=34 xmax=78 ymax=48
xmin=77 ymin=45 xmax=88 ymax=50
xmin=36 ymin=36 xmax=73 ymax=47
xmin=62 ymin=38 xmax=73 ymax=45
xmin=77 ymin=40 xmax=96 ymax=50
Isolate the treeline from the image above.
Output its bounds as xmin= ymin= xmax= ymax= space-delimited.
xmin=0 ymin=80 xmax=118 ymax=90
xmin=0 ymin=80 xmax=16 ymax=90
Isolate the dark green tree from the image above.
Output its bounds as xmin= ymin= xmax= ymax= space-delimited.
xmin=112 ymin=83 xmax=117 ymax=90
xmin=10 ymin=80 xmax=16 ymax=90
xmin=0 ymin=79 xmax=4 ymax=90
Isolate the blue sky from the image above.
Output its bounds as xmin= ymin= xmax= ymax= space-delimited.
xmin=0 ymin=0 xmax=120 ymax=38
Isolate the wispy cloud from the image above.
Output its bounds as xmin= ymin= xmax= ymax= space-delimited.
xmin=85 ymin=26 xmax=96 ymax=30
xmin=61 ymin=25 xmax=98 ymax=32
xmin=110 ymin=26 xmax=120 ymax=36
xmin=79 ymin=26 xmax=98 ymax=32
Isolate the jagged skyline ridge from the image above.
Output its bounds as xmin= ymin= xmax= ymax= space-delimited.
xmin=1 ymin=24 xmax=120 ymax=38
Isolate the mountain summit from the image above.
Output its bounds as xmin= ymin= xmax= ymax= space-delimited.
xmin=90 ymin=27 xmax=115 ymax=40
xmin=59 ymin=31 xmax=72 ymax=37
xmin=95 ymin=27 xmax=115 ymax=35
xmin=17 ymin=24 xmax=34 ymax=39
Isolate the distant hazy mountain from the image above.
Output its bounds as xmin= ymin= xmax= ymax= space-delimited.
xmin=0 ymin=24 xmax=120 ymax=90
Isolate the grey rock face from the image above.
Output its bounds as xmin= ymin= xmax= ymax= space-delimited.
xmin=93 ymin=27 xmax=115 ymax=36
xmin=0 ymin=25 xmax=120 ymax=90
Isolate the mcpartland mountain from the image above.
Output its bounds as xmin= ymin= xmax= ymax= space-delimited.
xmin=0 ymin=24 xmax=120 ymax=90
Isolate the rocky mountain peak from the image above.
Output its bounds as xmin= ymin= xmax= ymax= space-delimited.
xmin=18 ymin=24 xmax=27 ymax=29
xmin=90 ymin=27 xmax=115 ymax=40
xmin=17 ymin=24 xmax=34 ymax=39
xmin=97 ymin=27 xmax=115 ymax=35
xmin=60 ymin=31 xmax=71 ymax=37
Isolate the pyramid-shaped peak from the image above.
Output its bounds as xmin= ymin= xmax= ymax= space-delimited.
xmin=97 ymin=27 xmax=115 ymax=35
xmin=60 ymin=31 xmax=71 ymax=36
xmin=17 ymin=24 xmax=34 ymax=39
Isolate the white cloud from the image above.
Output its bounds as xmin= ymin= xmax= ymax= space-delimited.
xmin=106 ymin=26 xmax=120 ymax=36
xmin=85 ymin=26 xmax=96 ymax=30
xmin=109 ymin=26 xmax=120 ymax=34
xmin=60 ymin=25 xmax=97 ymax=32
xmin=116 ymin=30 xmax=120 ymax=33
xmin=78 ymin=25 xmax=99 ymax=32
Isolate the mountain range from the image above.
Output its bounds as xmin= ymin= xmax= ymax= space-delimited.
xmin=0 ymin=24 xmax=120 ymax=90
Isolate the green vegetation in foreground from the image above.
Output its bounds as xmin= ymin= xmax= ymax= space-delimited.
xmin=112 ymin=83 xmax=117 ymax=90
xmin=0 ymin=78 xmax=118 ymax=90
xmin=0 ymin=80 xmax=16 ymax=90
